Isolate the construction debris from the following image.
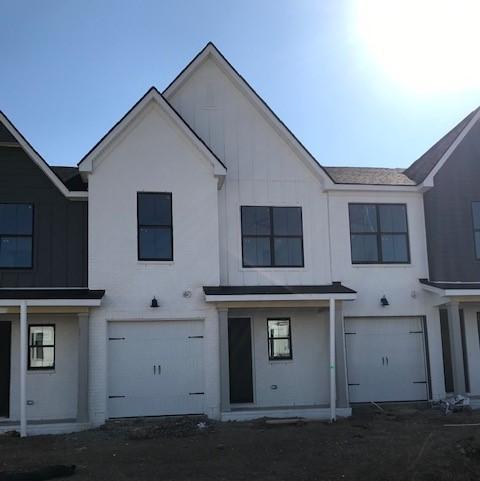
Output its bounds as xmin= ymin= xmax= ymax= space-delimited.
xmin=437 ymin=394 xmax=471 ymax=415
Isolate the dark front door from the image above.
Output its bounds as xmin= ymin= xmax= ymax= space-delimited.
xmin=0 ymin=322 xmax=11 ymax=417
xmin=228 ymin=318 xmax=253 ymax=404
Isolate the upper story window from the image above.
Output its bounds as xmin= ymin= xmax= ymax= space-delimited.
xmin=0 ymin=203 xmax=33 ymax=268
xmin=241 ymin=206 xmax=304 ymax=267
xmin=472 ymin=202 xmax=480 ymax=259
xmin=137 ymin=193 xmax=173 ymax=261
xmin=348 ymin=203 xmax=410 ymax=264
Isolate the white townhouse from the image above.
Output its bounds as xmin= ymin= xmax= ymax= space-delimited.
xmin=1 ymin=42 xmax=470 ymax=436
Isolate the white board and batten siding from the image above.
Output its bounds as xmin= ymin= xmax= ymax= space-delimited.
xmin=107 ymin=321 xmax=205 ymax=418
xmin=345 ymin=317 xmax=429 ymax=403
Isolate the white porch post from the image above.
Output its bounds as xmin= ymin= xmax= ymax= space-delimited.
xmin=19 ymin=300 xmax=27 ymax=437
xmin=329 ymin=298 xmax=336 ymax=422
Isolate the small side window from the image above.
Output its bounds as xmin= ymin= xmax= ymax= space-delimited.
xmin=267 ymin=319 xmax=292 ymax=360
xmin=28 ymin=325 xmax=55 ymax=370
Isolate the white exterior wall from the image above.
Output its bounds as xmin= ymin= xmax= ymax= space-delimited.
xmin=8 ymin=315 xmax=78 ymax=421
xmin=230 ymin=308 xmax=330 ymax=407
xmin=87 ymin=102 xmax=221 ymax=425
xmin=167 ymin=58 xmax=332 ymax=286
xmin=328 ymin=190 xmax=445 ymax=399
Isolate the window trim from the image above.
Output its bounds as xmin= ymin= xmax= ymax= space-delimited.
xmin=0 ymin=202 xmax=34 ymax=270
xmin=28 ymin=324 xmax=55 ymax=371
xmin=471 ymin=202 xmax=480 ymax=260
xmin=348 ymin=202 xmax=411 ymax=265
xmin=137 ymin=192 xmax=173 ymax=262
xmin=240 ymin=206 xmax=304 ymax=268
xmin=267 ymin=318 xmax=293 ymax=361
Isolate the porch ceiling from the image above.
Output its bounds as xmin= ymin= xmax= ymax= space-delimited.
xmin=419 ymin=278 xmax=480 ymax=300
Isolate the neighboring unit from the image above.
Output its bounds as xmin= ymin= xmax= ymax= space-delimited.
xmin=0 ymin=42 xmax=477 ymax=436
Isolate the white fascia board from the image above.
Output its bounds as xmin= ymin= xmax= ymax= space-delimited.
xmin=420 ymin=283 xmax=480 ymax=298
xmin=0 ymin=112 xmax=86 ymax=200
xmin=325 ymin=184 xmax=421 ymax=193
xmin=204 ymin=293 xmax=357 ymax=303
xmin=163 ymin=44 xmax=333 ymax=189
xmin=420 ymin=109 xmax=480 ymax=190
xmin=0 ymin=299 xmax=102 ymax=307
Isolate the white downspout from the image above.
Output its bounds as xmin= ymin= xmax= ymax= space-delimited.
xmin=329 ymin=298 xmax=336 ymax=422
xmin=20 ymin=300 xmax=27 ymax=437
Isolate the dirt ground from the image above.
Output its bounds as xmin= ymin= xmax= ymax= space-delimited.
xmin=2 ymin=405 xmax=480 ymax=481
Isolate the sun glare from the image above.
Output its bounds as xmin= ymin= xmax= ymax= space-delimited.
xmin=355 ymin=0 xmax=480 ymax=93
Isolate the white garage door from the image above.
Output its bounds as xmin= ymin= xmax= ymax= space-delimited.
xmin=345 ymin=317 xmax=428 ymax=403
xmin=108 ymin=321 xmax=205 ymax=418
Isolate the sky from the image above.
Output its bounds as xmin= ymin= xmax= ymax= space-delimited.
xmin=1 ymin=0 xmax=479 ymax=169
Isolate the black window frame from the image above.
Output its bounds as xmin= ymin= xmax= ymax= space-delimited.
xmin=0 ymin=202 xmax=34 ymax=270
xmin=471 ymin=202 xmax=480 ymax=259
xmin=348 ymin=203 xmax=411 ymax=265
xmin=267 ymin=318 xmax=293 ymax=361
xmin=28 ymin=324 xmax=55 ymax=371
xmin=240 ymin=206 xmax=304 ymax=268
xmin=137 ymin=192 xmax=173 ymax=261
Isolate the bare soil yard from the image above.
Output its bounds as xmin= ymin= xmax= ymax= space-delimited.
xmin=2 ymin=405 xmax=480 ymax=481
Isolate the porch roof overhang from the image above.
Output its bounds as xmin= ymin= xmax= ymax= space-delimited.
xmin=419 ymin=279 xmax=480 ymax=300
xmin=203 ymin=283 xmax=357 ymax=305
xmin=0 ymin=288 xmax=105 ymax=307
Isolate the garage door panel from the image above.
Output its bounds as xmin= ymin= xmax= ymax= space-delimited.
xmin=108 ymin=321 xmax=205 ymax=418
xmin=346 ymin=317 xmax=428 ymax=403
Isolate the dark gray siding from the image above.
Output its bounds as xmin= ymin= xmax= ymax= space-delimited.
xmin=424 ymin=120 xmax=480 ymax=281
xmin=0 ymin=146 xmax=87 ymax=287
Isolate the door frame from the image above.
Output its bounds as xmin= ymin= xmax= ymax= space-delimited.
xmin=344 ymin=316 xmax=432 ymax=403
xmin=228 ymin=317 xmax=255 ymax=406
xmin=0 ymin=321 xmax=12 ymax=418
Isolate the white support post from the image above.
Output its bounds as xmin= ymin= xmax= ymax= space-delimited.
xmin=19 ymin=300 xmax=27 ymax=437
xmin=329 ymin=298 xmax=336 ymax=422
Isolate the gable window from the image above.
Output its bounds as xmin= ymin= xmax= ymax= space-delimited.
xmin=472 ymin=202 xmax=480 ymax=258
xmin=28 ymin=325 xmax=55 ymax=370
xmin=268 ymin=319 xmax=292 ymax=360
xmin=241 ymin=206 xmax=304 ymax=267
xmin=137 ymin=193 xmax=173 ymax=261
xmin=0 ymin=203 xmax=33 ymax=268
xmin=349 ymin=203 xmax=410 ymax=264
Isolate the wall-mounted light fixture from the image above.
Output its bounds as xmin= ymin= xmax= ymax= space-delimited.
xmin=380 ymin=295 xmax=389 ymax=307
xmin=150 ymin=297 xmax=159 ymax=308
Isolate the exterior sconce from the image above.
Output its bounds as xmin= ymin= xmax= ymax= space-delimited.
xmin=380 ymin=295 xmax=389 ymax=307
xmin=150 ymin=297 xmax=159 ymax=308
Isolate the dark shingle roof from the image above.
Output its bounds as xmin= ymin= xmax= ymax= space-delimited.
xmin=51 ymin=166 xmax=87 ymax=191
xmin=404 ymin=108 xmax=479 ymax=184
xmin=324 ymin=166 xmax=416 ymax=186
xmin=203 ymin=283 xmax=356 ymax=295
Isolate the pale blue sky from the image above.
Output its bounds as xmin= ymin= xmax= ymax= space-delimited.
xmin=1 ymin=0 xmax=479 ymax=168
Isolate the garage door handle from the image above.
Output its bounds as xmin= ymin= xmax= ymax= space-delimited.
xmin=382 ymin=356 xmax=385 ymax=365
xmin=154 ymin=365 xmax=156 ymax=375
xmin=153 ymin=365 xmax=161 ymax=375
xmin=386 ymin=356 xmax=389 ymax=365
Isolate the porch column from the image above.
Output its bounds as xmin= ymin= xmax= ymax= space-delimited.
xmin=446 ymin=301 xmax=466 ymax=394
xmin=77 ymin=313 xmax=89 ymax=422
xmin=329 ymin=298 xmax=336 ymax=422
xmin=19 ymin=301 xmax=27 ymax=437
xmin=334 ymin=301 xmax=348 ymax=408
xmin=218 ymin=308 xmax=230 ymax=412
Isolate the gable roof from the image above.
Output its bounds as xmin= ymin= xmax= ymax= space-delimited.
xmin=404 ymin=107 xmax=480 ymax=184
xmin=163 ymin=42 xmax=336 ymax=187
xmin=325 ymin=166 xmax=415 ymax=186
xmin=0 ymin=111 xmax=87 ymax=199
xmin=51 ymin=166 xmax=88 ymax=191
xmin=78 ymin=86 xmax=226 ymax=180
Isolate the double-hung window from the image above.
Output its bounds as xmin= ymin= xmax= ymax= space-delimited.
xmin=28 ymin=325 xmax=55 ymax=370
xmin=137 ymin=193 xmax=173 ymax=261
xmin=349 ymin=203 xmax=410 ymax=264
xmin=241 ymin=206 xmax=304 ymax=267
xmin=472 ymin=202 xmax=480 ymax=258
xmin=0 ymin=203 xmax=33 ymax=268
